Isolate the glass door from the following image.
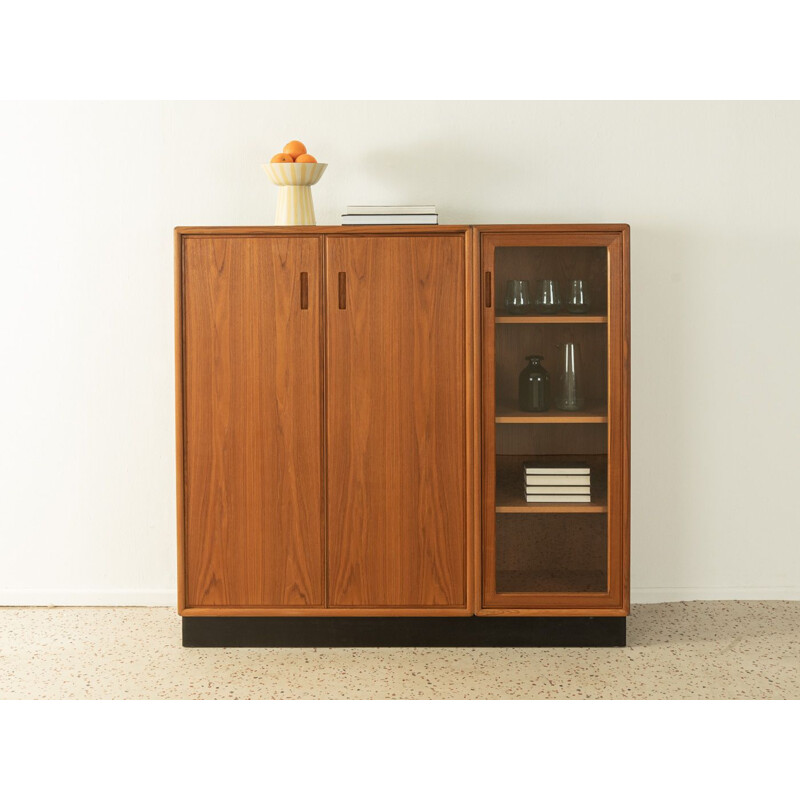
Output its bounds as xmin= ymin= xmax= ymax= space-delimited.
xmin=480 ymin=228 xmax=629 ymax=612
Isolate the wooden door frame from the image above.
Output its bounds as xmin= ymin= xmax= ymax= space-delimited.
xmin=474 ymin=225 xmax=630 ymax=616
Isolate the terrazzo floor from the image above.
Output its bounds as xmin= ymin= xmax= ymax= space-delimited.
xmin=1 ymin=601 xmax=798 ymax=699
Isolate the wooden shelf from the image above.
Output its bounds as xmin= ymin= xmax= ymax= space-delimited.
xmin=495 ymin=455 xmax=607 ymax=514
xmin=495 ymin=402 xmax=607 ymax=424
xmin=495 ymin=315 xmax=607 ymax=324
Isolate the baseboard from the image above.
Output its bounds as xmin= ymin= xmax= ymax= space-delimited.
xmin=183 ymin=616 xmax=626 ymax=647
xmin=632 ymin=587 xmax=800 ymax=603
xmin=2 ymin=587 xmax=798 ymax=607
xmin=0 ymin=590 xmax=175 ymax=606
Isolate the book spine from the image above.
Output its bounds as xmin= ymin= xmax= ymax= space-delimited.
xmin=525 ymin=476 xmax=590 ymax=486
xmin=524 ymin=470 xmax=590 ymax=476
xmin=525 ymin=495 xmax=591 ymax=503
xmin=525 ymin=486 xmax=591 ymax=494
xmin=346 ymin=206 xmax=436 ymax=215
xmin=341 ymin=215 xmax=439 ymax=225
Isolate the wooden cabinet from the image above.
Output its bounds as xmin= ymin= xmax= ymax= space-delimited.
xmin=176 ymin=227 xmax=477 ymax=617
xmin=175 ymin=225 xmax=629 ymax=644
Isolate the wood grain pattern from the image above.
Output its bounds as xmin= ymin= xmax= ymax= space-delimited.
xmin=325 ymin=235 xmax=468 ymax=608
xmin=175 ymin=229 xmax=186 ymax=613
xmin=480 ymin=231 xmax=499 ymax=609
xmin=622 ymin=225 xmax=631 ymax=613
xmin=607 ymin=231 xmax=631 ymax=612
xmin=465 ymin=228 xmax=479 ymax=614
xmin=471 ymin=227 xmax=483 ymax=615
xmin=181 ymin=236 xmax=324 ymax=608
xmin=177 ymin=225 xmax=471 ymax=236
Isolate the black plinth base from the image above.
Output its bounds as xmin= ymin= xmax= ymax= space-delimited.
xmin=182 ymin=615 xmax=626 ymax=647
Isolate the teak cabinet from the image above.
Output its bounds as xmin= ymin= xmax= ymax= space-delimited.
xmin=175 ymin=225 xmax=630 ymax=647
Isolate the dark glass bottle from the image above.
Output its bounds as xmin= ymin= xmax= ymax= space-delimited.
xmin=519 ymin=355 xmax=550 ymax=412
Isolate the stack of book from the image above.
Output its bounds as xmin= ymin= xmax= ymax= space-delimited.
xmin=523 ymin=460 xmax=591 ymax=503
xmin=341 ymin=205 xmax=438 ymax=225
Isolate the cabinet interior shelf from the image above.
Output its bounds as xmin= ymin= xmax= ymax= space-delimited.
xmin=495 ymin=402 xmax=608 ymax=424
xmin=495 ymin=315 xmax=608 ymax=324
xmin=495 ymin=455 xmax=608 ymax=514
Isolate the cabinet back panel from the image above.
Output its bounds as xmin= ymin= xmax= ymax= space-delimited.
xmin=182 ymin=236 xmax=324 ymax=607
xmin=325 ymin=235 xmax=467 ymax=607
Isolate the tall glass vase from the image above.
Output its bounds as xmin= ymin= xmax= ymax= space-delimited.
xmin=555 ymin=342 xmax=584 ymax=411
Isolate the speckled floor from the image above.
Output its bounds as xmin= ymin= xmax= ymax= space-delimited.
xmin=1 ymin=602 xmax=797 ymax=699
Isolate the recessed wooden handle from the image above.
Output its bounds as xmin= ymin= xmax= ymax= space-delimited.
xmin=338 ymin=272 xmax=347 ymax=309
xmin=300 ymin=272 xmax=308 ymax=309
xmin=485 ymin=271 xmax=492 ymax=308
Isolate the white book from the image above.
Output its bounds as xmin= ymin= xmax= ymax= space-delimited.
xmin=523 ymin=460 xmax=590 ymax=475
xmin=525 ymin=494 xmax=591 ymax=503
xmin=341 ymin=214 xmax=438 ymax=225
xmin=346 ymin=205 xmax=437 ymax=215
xmin=525 ymin=475 xmax=590 ymax=486
xmin=525 ymin=486 xmax=591 ymax=495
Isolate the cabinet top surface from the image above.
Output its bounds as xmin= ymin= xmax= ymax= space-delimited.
xmin=175 ymin=224 xmax=629 ymax=236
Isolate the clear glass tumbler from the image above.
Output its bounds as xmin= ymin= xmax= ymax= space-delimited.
xmin=504 ymin=279 xmax=532 ymax=315
xmin=534 ymin=279 xmax=562 ymax=314
xmin=565 ymin=279 xmax=591 ymax=314
xmin=555 ymin=342 xmax=584 ymax=411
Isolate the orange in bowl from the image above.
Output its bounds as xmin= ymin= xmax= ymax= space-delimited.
xmin=271 ymin=153 xmax=294 ymax=163
xmin=295 ymin=153 xmax=317 ymax=163
xmin=283 ymin=140 xmax=307 ymax=159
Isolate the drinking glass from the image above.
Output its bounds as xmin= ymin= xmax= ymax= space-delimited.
xmin=534 ymin=279 xmax=562 ymax=314
xmin=504 ymin=279 xmax=532 ymax=315
xmin=555 ymin=342 xmax=584 ymax=411
xmin=565 ymin=279 xmax=591 ymax=314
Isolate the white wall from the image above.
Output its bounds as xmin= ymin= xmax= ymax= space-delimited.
xmin=1 ymin=101 xmax=798 ymax=605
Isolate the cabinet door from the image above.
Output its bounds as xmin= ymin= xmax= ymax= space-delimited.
xmin=325 ymin=235 xmax=468 ymax=609
xmin=181 ymin=236 xmax=324 ymax=608
xmin=479 ymin=227 xmax=629 ymax=614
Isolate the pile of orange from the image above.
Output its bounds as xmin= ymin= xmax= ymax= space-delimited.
xmin=270 ymin=140 xmax=318 ymax=164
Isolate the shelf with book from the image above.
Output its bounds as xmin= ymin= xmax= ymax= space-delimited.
xmin=495 ymin=455 xmax=607 ymax=514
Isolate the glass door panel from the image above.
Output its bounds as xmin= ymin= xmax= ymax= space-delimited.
xmin=481 ymin=230 xmax=627 ymax=611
